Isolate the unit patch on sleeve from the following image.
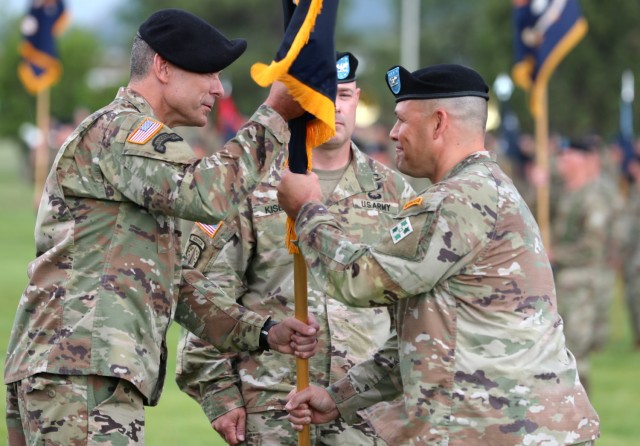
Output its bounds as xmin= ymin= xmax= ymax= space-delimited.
xmin=127 ymin=118 xmax=163 ymax=144
xmin=152 ymin=132 xmax=183 ymax=153
xmin=184 ymin=234 xmax=206 ymax=267
xmin=390 ymin=217 xmax=413 ymax=244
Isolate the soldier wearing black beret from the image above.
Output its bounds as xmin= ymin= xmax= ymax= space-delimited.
xmin=281 ymin=62 xmax=599 ymax=445
xmin=3 ymin=7 xmax=323 ymax=446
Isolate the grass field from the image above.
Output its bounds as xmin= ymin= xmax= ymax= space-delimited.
xmin=0 ymin=138 xmax=638 ymax=445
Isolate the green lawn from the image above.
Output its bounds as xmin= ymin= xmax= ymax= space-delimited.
xmin=0 ymin=138 xmax=638 ymax=445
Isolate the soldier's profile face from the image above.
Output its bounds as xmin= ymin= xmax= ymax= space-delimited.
xmin=390 ymin=100 xmax=435 ymax=179
xmin=163 ymin=65 xmax=224 ymax=127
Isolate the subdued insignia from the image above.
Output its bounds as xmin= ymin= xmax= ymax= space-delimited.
xmin=390 ymin=217 xmax=413 ymax=244
xmin=353 ymin=199 xmax=399 ymax=214
xmin=402 ymin=196 xmax=423 ymax=210
xmin=387 ymin=67 xmax=401 ymax=94
xmin=152 ymin=132 xmax=183 ymax=154
xmin=336 ymin=54 xmax=350 ymax=80
xmin=184 ymin=234 xmax=206 ymax=267
xmin=196 ymin=221 xmax=223 ymax=238
xmin=127 ymin=117 xmax=163 ymax=144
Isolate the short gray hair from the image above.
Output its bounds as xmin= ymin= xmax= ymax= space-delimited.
xmin=130 ymin=35 xmax=156 ymax=80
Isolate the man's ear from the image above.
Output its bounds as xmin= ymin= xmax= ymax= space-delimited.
xmin=432 ymin=109 xmax=447 ymax=139
xmin=153 ymin=54 xmax=171 ymax=84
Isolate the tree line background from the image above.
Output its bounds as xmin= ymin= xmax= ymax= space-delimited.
xmin=0 ymin=0 xmax=639 ymax=143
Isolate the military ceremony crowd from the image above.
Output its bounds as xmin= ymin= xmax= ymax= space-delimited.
xmin=5 ymin=4 xmax=640 ymax=446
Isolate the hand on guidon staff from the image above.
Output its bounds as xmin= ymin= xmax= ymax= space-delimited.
xmin=285 ymin=385 xmax=340 ymax=431
xmin=212 ymin=407 xmax=246 ymax=446
xmin=269 ymin=314 xmax=320 ymax=358
xmin=277 ymin=169 xmax=323 ymax=220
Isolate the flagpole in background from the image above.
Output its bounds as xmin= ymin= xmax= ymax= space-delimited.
xmin=251 ymin=1 xmax=338 ymax=444
xmin=400 ymin=0 xmax=420 ymax=71
xmin=34 ymin=88 xmax=51 ymax=208
xmin=18 ymin=0 xmax=69 ymax=209
xmin=512 ymin=0 xmax=587 ymax=249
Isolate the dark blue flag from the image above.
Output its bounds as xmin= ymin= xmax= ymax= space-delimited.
xmin=251 ymin=0 xmax=338 ymax=253
xmin=18 ymin=0 xmax=68 ymax=95
xmin=251 ymin=0 xmax=338 ymax=172
xmin=512 ymin=0 xmax=587 ymax=117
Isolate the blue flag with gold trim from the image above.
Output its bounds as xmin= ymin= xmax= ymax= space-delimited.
xmin=18 ymin=0 xmax=69 ymax=95
xmin=251 ymin=0 xmax=338 ymax=253
xmin=512 ymin=0 xmax=588 ymax=117
xmin=251 ymin=0 xmax=338 ymax=173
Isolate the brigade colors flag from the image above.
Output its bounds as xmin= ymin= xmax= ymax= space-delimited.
xmin=18 ymin=0 xmax=69 ymax=95
xmin=512 ymin=0 xmax=588 ymax=117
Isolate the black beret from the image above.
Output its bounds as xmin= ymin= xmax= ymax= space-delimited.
xmin=385 ymin=64 xmax=489 ymax=103
xmin=138 ymin=9 xmax=247 ymax=74
xmin=562 ymin=139 xmax=596 ymax=154
xmin=336 ymin=51 xmax=359 ymax=83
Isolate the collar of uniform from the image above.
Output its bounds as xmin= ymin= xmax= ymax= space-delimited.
xmin=441 ymin=150 xmax=494 ymax=182
xmin=116 ymin=87 xmax=158 ymax=120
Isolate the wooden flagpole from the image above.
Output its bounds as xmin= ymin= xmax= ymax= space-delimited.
xmin=534 ymin=85 xmax=551 ymax=250
xmin=33 ymin=88 xmax=51 ymax=209
xmin=294 ymin=252 xmax=310 ymax=445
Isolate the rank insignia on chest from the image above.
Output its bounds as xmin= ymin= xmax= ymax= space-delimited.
xmin=390 ymin=217 xmax=413 ymax=244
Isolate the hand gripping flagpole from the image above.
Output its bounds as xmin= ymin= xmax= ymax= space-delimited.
xmin=250 ymin=1 xmax=338 ymax=444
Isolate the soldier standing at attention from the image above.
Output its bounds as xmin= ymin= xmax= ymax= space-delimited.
xmin=4 ymin=9 xmax=320 ymax=446
xmin=281 ymin=64 xmax=600 ymax=445
xmin=552 ymin=139 xmax=617 ymax=393
xmin=175 ymin=52 xmax=414 ymax=446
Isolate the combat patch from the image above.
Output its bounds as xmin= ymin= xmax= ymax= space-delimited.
xmin=184 ymin=234 xmax=206 ymax=267
xmin=196 ymin=221 xmax=223 ymax=238
xmin=127 ymin=118 xmax=163 ymax=144
xmin=390 ymin=217 xmax=413 ymax=244
xmin=152 ymin=132 xmax=183 ymax=153
xmin=353 ymin=199 xmax=399 ymax=214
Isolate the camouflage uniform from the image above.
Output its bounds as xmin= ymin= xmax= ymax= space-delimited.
xmin=176 ymin=144 xmax=414 ymax=445
xmin=294 ymin=151 xmax=600 ymax=445
xmin=621 ymin=181 xmax=640 ymax=347
xmin=552 ymin=176 xmax=614 ymax=383
xmin=4 ymin=87 xmax=290 ymax=443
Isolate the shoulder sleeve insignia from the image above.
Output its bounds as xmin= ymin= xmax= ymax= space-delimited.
xmin=127 ymin=117 xmax=163 ymax=144
xmin=390 ymin=217 xmax=413 ymax=244
xmin=402 ymin=196 xmax=423 ymax=210
xmin=152 ymin=132 xmax=183 ymax=154
xmin=196 ymin=221 xmax=223 ymax=239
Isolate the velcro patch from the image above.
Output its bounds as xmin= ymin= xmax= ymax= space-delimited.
xmin=402 ymin=196 xmax=423 ymax=210
xmin=390 ymin=217 xmax=413 ymax=244
xmin=196 ymin=221 xmax=223 ymax=239
xmin=127 ymin=118 xmax=163 ymax=144
xmin=184 ymin=234 xmax=206 ymax=267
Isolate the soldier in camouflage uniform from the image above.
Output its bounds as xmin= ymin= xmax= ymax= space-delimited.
xmin=175 ymin=52 xmax=414 ymax=446
xmin=621 ymin=155 xmax=640 ymax=349
xmin=551 ymin=139 xmax=616 ymax=393
xmin=4 ymin=9 xmax=320 ymax=446
xmin=282 ymin=64 xmax=600 ymax=445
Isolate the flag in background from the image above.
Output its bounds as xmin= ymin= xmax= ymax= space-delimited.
xmin=18 ymin=0 xmax=69 ymax=95
xmin=512 ymin=0 xmax=588 ymax=117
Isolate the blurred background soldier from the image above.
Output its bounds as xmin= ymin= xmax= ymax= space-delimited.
xmin=551 ymin=138 xmax=617 ymax=392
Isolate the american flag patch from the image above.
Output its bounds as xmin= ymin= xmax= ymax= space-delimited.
xmin=196 ymin=221 xmax=223 ymax=238
xmin=127 ymin=118 xmax=163 ymax=144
